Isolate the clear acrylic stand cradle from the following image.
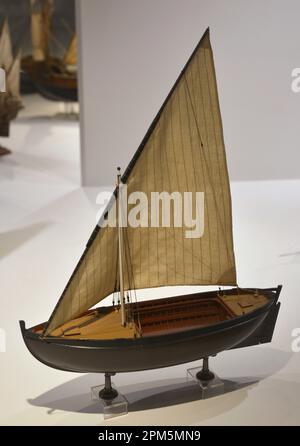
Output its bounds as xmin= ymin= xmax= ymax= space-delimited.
xmin=91 ymin=373 xmax=128 ymax=420
xmin=91 ymin=358 xmax=224 ymax=419
xmin=186 ymin=357 xmax=225 ymax=399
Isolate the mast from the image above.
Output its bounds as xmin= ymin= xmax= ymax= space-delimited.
xmin=117 ymin=167 xmax=126 ymax=327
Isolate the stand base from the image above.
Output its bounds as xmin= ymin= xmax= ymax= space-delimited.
xmin=91 ymin=384 xmax=128 ymax=420
xmin=98 ymin=386 xmax=118 ymax=400
xmin=187 ymin=366 xmax=225 ymax=399
xmin=196 ymin=369 xmax=215 ymax=381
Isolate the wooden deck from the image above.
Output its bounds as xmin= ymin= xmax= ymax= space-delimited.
xmin=220 ymin=292 xmax=268 ymax=316
xmin=40 ymin=291 xmax=269 ymax=340
xmin=48 ymin=308 xmax=136 ymax=339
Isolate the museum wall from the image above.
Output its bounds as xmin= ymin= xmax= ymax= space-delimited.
xmin=76 ymin=0 xmax=300 ymax=186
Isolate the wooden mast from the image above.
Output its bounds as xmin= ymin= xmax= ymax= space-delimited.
xmin=117 ymin=167 xmax=126 ymax=326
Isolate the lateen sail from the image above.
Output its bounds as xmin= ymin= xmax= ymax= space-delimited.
xmin=45 ymin=28 xmax=236 ymax=335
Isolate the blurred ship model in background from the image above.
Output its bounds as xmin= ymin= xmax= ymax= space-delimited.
xmin=0 ymin=19 xmax=23 ymax=156
xmin=22 ymin=0 xmax=78 ymax=102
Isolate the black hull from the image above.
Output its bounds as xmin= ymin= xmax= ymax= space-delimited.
xmin=22 ymin=57 xmax=78 ymax=103
xmin=20 ymin=287 xmax=281 ymax=374
xmin=34 ymin=82 xmax=78 ymax=103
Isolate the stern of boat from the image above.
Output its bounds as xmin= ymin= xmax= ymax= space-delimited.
xmin=229 ymin=285 xmax=282 ymax=350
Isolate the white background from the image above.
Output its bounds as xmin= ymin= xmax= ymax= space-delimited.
xmin=77 ymin=0 xmax=300 ymax=186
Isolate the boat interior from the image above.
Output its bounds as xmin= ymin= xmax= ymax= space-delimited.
xmin=33 ymin=289 xmax=270 ymax=340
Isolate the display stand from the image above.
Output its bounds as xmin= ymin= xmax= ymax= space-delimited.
xmin=91 ymin=373 xmax=128 ymax=419
xmin=187 ymin=357 xmax=225 ymax=399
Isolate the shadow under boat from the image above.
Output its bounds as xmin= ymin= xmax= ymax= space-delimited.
xmin=27 ymin=346 xmax=292 ymax=417
xmin=29 ymin=377 xmax=258 ymax=416
xmin=20 ymin=286 xmax=282 ymax=374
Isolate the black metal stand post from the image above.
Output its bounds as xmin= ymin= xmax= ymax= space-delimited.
xmin=196 ymin=357 xmax=215 ymax=381
xmin=98 ymin=372 xmax=118 ymax=400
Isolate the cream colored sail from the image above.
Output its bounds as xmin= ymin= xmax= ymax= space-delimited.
xmin=0 ymin=19 xmax=13 ymax=71
xmin=64 ymin=34 xmax=77 ymax=67
xmin=45 ymin=29 xmax=236 ymax=335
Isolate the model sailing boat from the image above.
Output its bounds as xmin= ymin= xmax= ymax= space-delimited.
xmin=22 ymin=0 xmax=77 ymax=102
xmin=20 ymin=29 xmax=281 ymax=387
xmin=0 ymin=19 xmax=23 ymax=155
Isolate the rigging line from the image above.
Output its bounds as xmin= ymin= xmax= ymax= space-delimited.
xmin=123 ymin=228 xmax=139 ymax=327
xmin=104 ymin=230 xmax=113 ymax=303
xmin=47 ymin=29 xmax=66 ymax=54
xmin=122 ymin=220 xmax=142 ymax=333
xmin=118 ymin=183 xmax=141 ymax=331
xmin=59 ymin=17 xmax=74 ymax=39
xmin=124 ymin=239 xmax=141 ymax=330
xmin=183 ymin=74 xmax=234 ymax=267
xmin=118 ymin=188 xmax=132 ymax=284
xmin=123 ymin=229 xmax=134 ymax=290
xmin=114 ymin=237 xmax=119 ymax=292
